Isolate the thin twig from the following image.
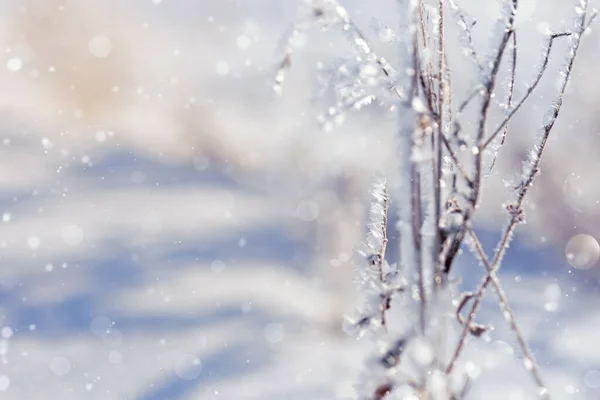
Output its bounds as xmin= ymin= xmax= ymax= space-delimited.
xmin=472 ymin=1 xmax=517 ymax=206
xmin=441 ymin=134 xmax=472 ymax=186
xmin=379 ymin=184 xmax=390 ymax=329
xmin=434 ymin=0 xmax=446 ymax=284
xmin=448 ymin=229 xmax=549 ymax=395
xmin=329 ymin=3 xmax=403 ymax=98
xmin=458 ymin=84 xmax=484 ymax=114
xmin=584 ymin=8 xmax=598 ymax=31
xmin=405 ymin=2 xmax=427 ymax=335
xmin=483 ymin=32 xmax=572 ymax=150
xmin=487 ymin=31 xmax=517 ymax=174
xmin=441 ymin=1 xmax=518 ymax=277
xmin=448 ymin=0 xmax=482 ymax=70
xmin=274 ymin=1 xmax=401 ymax=99
xmin=418 ymin=2 xmax=439 ymax=117
xmin=446 ymin=5 xmax=589 ymax=396
xmin=413 ymin=165 xmax=427 ymax=333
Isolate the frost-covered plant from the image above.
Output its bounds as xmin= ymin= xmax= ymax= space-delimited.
xmin=275 ymin=0 xmax=595 ymax=398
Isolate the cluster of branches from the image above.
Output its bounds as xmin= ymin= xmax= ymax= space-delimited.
xmin=275 ymin=0 xmax=595 ymax=398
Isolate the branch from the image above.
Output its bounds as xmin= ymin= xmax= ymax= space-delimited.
xmin=448 ymin=0 xmax=482 ymax=70
xmin=396 ymin=0 xmax=424 ymax=333
xmin=378 ymin=183 xmax=390 ymax=328
xmin=446 ymin=229 xmax=548 ymax=396
xmin=472 ymin=0 xmax=517 ymax=207
xmin=486 ymin=31 xmax=517 ymax=174
xmin=434 ymin=0 xmax=446 ymax=283
xmin=273 ymin=1 xmax=400 ymax=98
xmin=445 ymin=5 xmax=590 ymax=397
xmin=482 ymin=32 xmax=572 ymax=150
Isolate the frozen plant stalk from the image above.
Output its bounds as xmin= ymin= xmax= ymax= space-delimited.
xmin=274 ymin=0 xmax=595 ymax=398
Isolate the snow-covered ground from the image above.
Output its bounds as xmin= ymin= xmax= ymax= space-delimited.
xmin=0 ymin=0 xmax=600 ymax=399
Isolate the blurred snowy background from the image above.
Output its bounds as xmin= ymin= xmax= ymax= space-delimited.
xmin=0 ymin=0 xmax=599 ymax=399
